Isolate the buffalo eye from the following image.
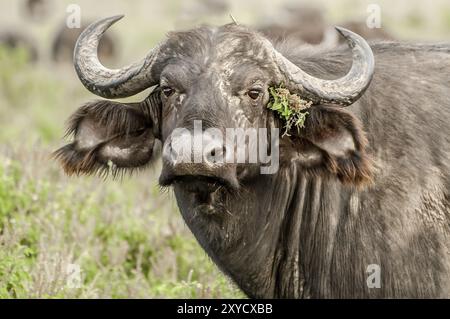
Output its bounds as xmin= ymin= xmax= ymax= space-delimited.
xmin=162 ymin=87 xmax=174 ymax=97
xmin=247 ymin=89 xmax=261 ymax=100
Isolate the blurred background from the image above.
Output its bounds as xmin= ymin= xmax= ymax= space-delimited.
xmin=0 ymin=0 xmax=449 ymax=298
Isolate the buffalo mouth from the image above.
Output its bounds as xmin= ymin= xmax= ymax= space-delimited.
xmin=159 ymin=172 xmax=238 ymax=216
xmin=159 ymin=162 xmax=239 ymax=192
xmin=170 ymin=175 xmax=228 ymax=192
xmin=160 ymin=174 xmax=237 ymax=193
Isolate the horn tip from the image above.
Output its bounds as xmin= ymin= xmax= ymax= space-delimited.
xmin=334 ymin=26 xmax=351 ymax=39
xmin=108 ymin=14 xmax=125 ymax=24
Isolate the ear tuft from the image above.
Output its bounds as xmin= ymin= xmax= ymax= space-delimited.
xmin=53 ymin=142 xmax=82 ymax=176
xmin=53 ymin=96 xmax=160 ymax=178
xmin=323 ymin=149 xmax=374 ymax=187
xmin=53 ymin=141 xmax=108 ymax=177
xmin=65 ymin=100 xmax=146 ymax=139
xmin=298 ymin=105 xmax=374 ymax=187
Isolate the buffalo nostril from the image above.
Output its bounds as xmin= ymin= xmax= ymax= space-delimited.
xmin=209 ymin=145 xmax=225 ymax=158
xmin=205 ymin=144 xmax=226 ymax=165
xmin=215 ymin=145 xmax=226 ymax=158
xmin=214 ymin=145 xmax=226 ymax=157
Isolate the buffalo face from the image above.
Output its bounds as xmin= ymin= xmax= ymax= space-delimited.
xmin=55 ymin=16 xmax=375 ymax=219
xmin=155 ymin=30 xmax=283 ymax=215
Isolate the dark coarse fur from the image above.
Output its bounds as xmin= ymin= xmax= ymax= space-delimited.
xmin=204 ymin=38 xmax=450 ymax=298
xmin=55 ymin=23 xmax=450 ymax=298
xmin=298 ymin=105 xmax=373 ymax=186
xmin=54 ymin=91 xmax=161 ymax=178
xmin=169 ymin=30 xmax=450 ymax=298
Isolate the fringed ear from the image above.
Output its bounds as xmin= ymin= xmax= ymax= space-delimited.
xmin=53 ymin=89 xmax=162 ymax=177
xmin=296 ymin=105 xmax=373 ymax=187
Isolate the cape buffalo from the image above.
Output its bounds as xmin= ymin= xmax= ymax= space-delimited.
xmin=258 ymin=6 xmax=393 ymax=47
xmin=258 ymin=5 xmax=327 ymax=45
xmin=55 ymin=15 xmax=450 ymax=298
xmin=21 ymin=0 xmax=51 ymax=22
xmin=51 ymin=21 xmax=116 ymax=64
xmin=0 ymin=30 xmax=38 ymax=62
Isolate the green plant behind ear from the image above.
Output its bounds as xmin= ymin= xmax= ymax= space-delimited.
xmin=267 ymin=85 xmax=312 ymax=136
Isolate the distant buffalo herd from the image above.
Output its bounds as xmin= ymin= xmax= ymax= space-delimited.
xmin=1 ymin=1 xmax=394 ymax=65
xmin=0 ymin=0 xmax=117 ymax=64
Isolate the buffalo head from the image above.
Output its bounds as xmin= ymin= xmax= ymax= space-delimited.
xmin=55 ymin=15 xmax=374 ymax=218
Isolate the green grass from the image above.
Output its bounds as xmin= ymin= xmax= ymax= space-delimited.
xmin=0 ymin=46 xmax=244 ymax=298
xmin=0 ymin=149 xmax=244 ymax=298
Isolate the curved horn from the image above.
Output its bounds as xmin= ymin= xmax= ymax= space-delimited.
xmin=74 ymin=15 xmax=163 ymax=99
xmin=272 ymin=27 xmax=375 ymax=106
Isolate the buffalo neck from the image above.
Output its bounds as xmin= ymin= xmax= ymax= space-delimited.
xmin=176 ymin=163 xmax=356 ymax=298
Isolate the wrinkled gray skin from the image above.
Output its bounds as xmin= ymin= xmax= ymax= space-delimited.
xmin=160 ymin=30 xmax=450 ymax=298
xmin=59 ymin=23 xmax=450 ymax=298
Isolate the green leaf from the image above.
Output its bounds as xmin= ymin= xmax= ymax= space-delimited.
xmin=267 ymin=85 xmax=312 ymax=136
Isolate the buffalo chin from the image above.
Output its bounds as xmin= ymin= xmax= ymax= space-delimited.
xmin=170 ymin=178 xmax=229 ymax=217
